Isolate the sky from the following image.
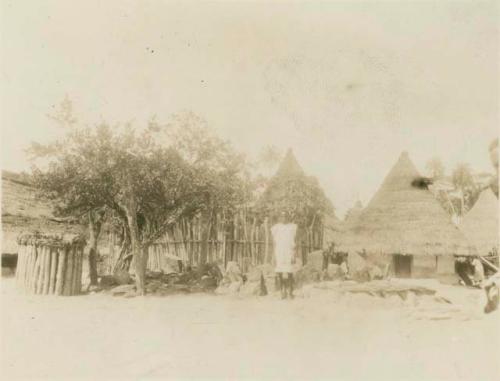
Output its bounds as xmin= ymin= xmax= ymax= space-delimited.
xmin=1 ymin=0 xmax=498 ymax=218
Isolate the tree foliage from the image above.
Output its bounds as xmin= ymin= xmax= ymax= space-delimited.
xmin=30 ymin=108 xmax=250 ymax=293
xmin=165 ymin=111 xmax=251 ymax=216
xmin=426 ymin=157 xmax=445 ymax=179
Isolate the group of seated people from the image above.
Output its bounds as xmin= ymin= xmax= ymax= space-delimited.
xmin=322 ymin=244 xmax=350 ymax=279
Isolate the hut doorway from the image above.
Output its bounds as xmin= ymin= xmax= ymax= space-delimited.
xmin=393 ymin=254 xmax=413 ymax=278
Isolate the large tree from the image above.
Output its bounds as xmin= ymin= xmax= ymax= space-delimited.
xmin=31 ymin=109 xmax=249 ymax=293
xmin=31 ymin=122 xmax=205 ymax=294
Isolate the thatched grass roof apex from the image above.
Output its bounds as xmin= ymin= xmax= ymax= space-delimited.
xmin=336 ymin=152 xmax=475 ymax=256
xmin=275 ymin=148 xmax=304 ymax=178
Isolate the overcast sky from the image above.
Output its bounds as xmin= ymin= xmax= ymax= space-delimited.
xmin=1 ymin=0 xmax=498 ymax=217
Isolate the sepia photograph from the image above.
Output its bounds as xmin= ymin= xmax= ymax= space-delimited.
xmin=1 ymin=1 xmax=499 ymax=380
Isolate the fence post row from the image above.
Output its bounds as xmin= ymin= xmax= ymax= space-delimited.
xmin=104 ymin=214 xmax=323 ymax=273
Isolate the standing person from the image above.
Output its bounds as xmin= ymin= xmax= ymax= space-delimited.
xmin=340 ymin=255 xmax=349 ymax=280
xmin=271 ymin=212 xmax=297 ymax=299
xmin=471 ymin=257 xmax=485 ymax=286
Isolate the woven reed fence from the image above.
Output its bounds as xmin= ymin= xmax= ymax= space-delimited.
xmin=16 ymin=234 xmax=86 ymax=296
xmin=102 ymin=212 xmax=324 ymax=274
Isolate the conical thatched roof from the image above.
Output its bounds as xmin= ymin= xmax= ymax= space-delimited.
xmin=460 ymin=188 xmax=498 ymax=254
xmin=257 ymin=148 xmax=333 ymax=224
xmin=275 ymin=148 xmax=304 ymax=178
xmin=336 ymin=152 xmax=475 ymax=256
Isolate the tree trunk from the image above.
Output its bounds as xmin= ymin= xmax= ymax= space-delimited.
xmin=88 ymin=211 xmax=103 ymax=286
xmin=131 ymin=238 xmax=146 ymax=295
xmin=123 ymin=192 xmax=146 ymax=295
xmin=199 ymin=209 xmax=211 ymax=267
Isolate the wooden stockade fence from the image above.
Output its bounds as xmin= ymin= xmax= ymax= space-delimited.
xmin=102 ymin=211 xmax=324 ymax=274
xmin=16 ymin=234 xmax=86 ymax=296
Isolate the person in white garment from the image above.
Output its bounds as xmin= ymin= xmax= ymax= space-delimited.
xmin=271 ymin=212 xmax=297 ymax=299
xmin=471 ymin=257 xmax=485 ymax=286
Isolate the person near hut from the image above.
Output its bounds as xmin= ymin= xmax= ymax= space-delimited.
xmin=456 ymin=257 xmax=474 ymax=286
xmin=483 ymin=272 xmax=500 ymax=314
xmin=471 ymin=257 xmax=485 ymax=286
xmin=271 ymin=212 xmax=297 ymax=299
xmin=339 ymin=258 xmax=349 ymax=280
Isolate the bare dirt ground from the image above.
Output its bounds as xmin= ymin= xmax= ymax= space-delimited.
xmin=1 ymin=277 xmax=499 ymax=381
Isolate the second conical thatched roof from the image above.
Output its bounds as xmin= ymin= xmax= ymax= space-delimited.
xmin=336 ymin=152 xmax=475 ymax=256
xmin=275 ymin=148 xmax=304 ymax=178
xmin=257 ymin=148 xmax=334 ymax=221
xmin=460 ymin=188 xmax=498 ymax=254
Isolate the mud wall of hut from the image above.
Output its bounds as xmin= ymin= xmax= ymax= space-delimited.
xmin=100 ymin=211 xmax=324 ymax=274
xmin=361 ymin=252 xmax=458 ymax=280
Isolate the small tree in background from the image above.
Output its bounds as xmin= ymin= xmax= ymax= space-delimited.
xmin=451 ymin=163 xmax=481 ymax=216
xmin=426 ymin=157 xmax=445 ymax=179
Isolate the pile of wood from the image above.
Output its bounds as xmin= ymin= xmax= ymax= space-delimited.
xmin=15 ymin=233 xmax=86 ymax=296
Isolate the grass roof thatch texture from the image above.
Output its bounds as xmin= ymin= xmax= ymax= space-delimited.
xmin=17 ymin=232 xmax=86 ymax=248
xmin=336 ymin=152 xmax=475 ymax=256
xmin=257 ymin=148 xmax=334 ymax=223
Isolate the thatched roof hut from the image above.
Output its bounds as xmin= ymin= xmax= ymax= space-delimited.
xmin=460 ymin=188 xmax=498 ymax=255
xmin=257 ymin=148 xmax=333 ymax=222
xmin=257 ymin=148 xmax=334 ymax=259
xmin=336 ymin=152 xmax=475 ymax=257
xmin=1 ymin=171 xmax=82 ymax=254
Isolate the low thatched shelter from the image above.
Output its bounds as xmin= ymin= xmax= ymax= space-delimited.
xmin=460 ymin=188 xmax=498 ymax=256
xmin=336 ymin=152 xmax=475 ymax=279
xmin=16 ymin=233 xmax=86 ymax=295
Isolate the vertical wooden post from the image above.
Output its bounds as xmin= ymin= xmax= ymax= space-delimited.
xmin=49 ymin=248 xmax=58 ymax=294
xmin=264 ymin=217 xmax=269 ymax=264
xmin=43 ymin=246 xmax=51 ymax=294
xmin=32 ymin=246 xmax=42 ymax=294
xmin=71 ymin=248 xmax=79 ymax=294
xmin=55 ymin=248 xmax=67 ymax=296
xmin=63 ymin=247 xmax=74 ymax=295
xmin=75 ymin=248 xmax=82 ymax=294
xmin=24 ymin=245 xmax=33 ymax=291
